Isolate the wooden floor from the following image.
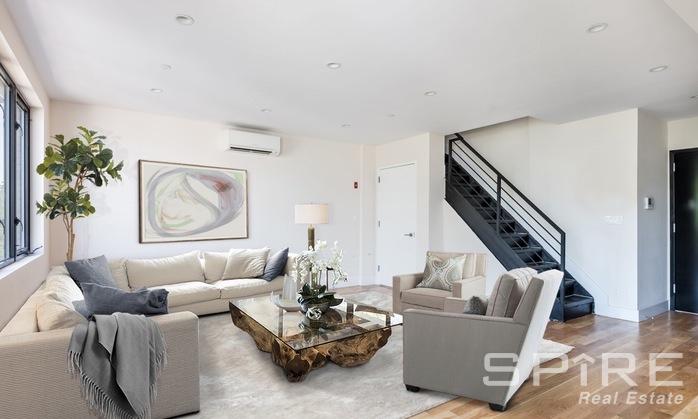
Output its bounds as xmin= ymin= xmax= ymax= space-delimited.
xmin=338 ymin=285 xmax=698 ymax=419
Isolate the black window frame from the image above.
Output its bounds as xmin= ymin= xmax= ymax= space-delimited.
xmin=0 ymin=62 xmax=30 ymax=269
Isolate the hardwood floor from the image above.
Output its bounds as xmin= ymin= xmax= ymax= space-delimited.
xmin=337 ymin=285 xmax=698 ymax=418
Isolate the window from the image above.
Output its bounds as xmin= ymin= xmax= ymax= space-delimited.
xmin=0 ymin=63 xmax=30 ymax=268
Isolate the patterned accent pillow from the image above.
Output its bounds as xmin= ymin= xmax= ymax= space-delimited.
xmin=416 ymin=254 xmax=467 ymax=291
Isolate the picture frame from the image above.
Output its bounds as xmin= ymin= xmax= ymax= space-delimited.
xmin=138 ymin=160 xmax=248 ymax=243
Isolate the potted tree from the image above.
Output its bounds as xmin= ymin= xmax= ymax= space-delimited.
xmin=36 ymin=126 xmax=123 ymax=261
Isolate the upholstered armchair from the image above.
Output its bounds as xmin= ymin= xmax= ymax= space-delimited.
xmin=392 ymin=252 xmax=486 ymax=314
xmin=402 ymin=270 xmax=563 ymax=411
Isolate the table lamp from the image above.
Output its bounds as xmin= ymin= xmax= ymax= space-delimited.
xmin=294 ymin=203 xmax=329 ymax=250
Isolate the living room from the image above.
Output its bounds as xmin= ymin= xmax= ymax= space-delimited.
xmin=1 ymin=1 xmax=698 ymax=418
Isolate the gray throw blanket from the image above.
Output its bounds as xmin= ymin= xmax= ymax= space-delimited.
xmin=68 ymin=313 xmax=167 ymax=419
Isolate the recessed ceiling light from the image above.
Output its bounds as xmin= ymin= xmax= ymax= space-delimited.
xmin=175 ymin=15 xmax=195 ymax=25
xmin=690 ymin=95 xmax=697 ymax=99
xmin=260 ymin=108 xmax=272 ymax=113
xmin=424 ymin=91 xmax=437 ymax=96
xmin=586 ymin=23 xmax=608 ymax=33
xmin=341 ymin=123 xmax=351 ymax=128
xmin=649 ymin=65 xmax=669 ymax=73
xmin=150 ymin=88 xmax=163 ymax=93
xmin=326 ymin=62 xmax=342 ymax=70
xmin=387 ymin=113 xmax=396 ymax=118
xmin=160 ymin=64 xmax=172 ymax=71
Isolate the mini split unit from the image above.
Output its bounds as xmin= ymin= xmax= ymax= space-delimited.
xmin=228 ymin=129 xmax=281 ymax=156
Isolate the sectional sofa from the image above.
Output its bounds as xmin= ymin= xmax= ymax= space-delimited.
xmin=0 ymin=250 xmax=298 ymax=419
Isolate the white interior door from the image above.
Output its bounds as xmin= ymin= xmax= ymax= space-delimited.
xmin=376 ymin=163 xmax=418 ymax=286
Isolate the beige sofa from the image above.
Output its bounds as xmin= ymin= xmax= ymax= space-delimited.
xmin=392 ymin=252 xmax=487 ymax=314
xmin=0 ymin=250 xmax=298 ymax=419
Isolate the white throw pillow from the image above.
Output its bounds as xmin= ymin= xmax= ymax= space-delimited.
xmin=222 ymin=248 xmax=270 ymax=280
xmin=108 ymin=258 xmax=131 ymax=290
xmin=202 ymin=251 xmax=229 ymax=283
xmin=36 ymin=292 xmax=85 ymax=331
xmin=126 ymin=251 xmax=205 ymax=288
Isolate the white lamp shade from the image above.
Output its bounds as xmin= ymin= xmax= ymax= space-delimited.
xmin=294 ymin=204 xmax=329 ymax=224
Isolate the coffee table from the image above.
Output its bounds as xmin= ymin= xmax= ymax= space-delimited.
xmin=228 ymin=295 xmax=403 ymax=382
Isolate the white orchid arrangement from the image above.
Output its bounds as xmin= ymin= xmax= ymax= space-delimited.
xmin=295 ymin=240 xmax=348 ymax=287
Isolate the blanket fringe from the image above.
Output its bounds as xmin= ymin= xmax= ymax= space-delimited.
xmin=69 ymin=350 xmax=136 ymax=419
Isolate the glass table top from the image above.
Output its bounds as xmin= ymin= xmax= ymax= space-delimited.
xmin=230 ymin=294 xmax=403 ymax=351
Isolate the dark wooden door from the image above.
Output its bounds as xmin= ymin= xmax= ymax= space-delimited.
xmin=673 ymin=149 xmax=698 ymax=313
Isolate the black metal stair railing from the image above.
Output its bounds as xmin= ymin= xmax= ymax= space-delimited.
xmin=447 ymin=133 xmax=567 ymax=307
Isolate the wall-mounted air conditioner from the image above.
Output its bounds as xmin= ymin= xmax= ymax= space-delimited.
xmin=228 ymin=129 xmax=281 ymax=156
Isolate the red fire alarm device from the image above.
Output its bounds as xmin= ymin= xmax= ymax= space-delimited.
xmin=353 ymin=181 xmax=358 ymax=189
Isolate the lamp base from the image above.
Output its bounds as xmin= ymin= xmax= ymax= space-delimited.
xmin=307 ymin=225 xmax=315 ymax=250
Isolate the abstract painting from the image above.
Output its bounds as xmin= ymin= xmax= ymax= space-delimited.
xmin=139 ymin=160 xmax=248 ymax=243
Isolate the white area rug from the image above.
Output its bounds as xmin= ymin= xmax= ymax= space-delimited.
xmin=185 ymin=291 xmax=572 ymax=419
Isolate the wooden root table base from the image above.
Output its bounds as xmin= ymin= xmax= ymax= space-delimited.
xmin=230 ymin=304 xmax=392 ymax=382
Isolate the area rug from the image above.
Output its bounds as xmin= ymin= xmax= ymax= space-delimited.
xmin=185 ymin=291 xmax=572 ymax=419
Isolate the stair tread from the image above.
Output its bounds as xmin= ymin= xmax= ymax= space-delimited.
xmin=513 ymin=246 xmax=543 ymax=253
xmin=563 ymin=294 xmax=594 ymax=308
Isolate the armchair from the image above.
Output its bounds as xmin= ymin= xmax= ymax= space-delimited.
xmin=402 ymin=270 xmax=563 ymax=411
xmin=392 ymin=252 xmax=486 ymax=314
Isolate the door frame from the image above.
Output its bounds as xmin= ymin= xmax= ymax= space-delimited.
xmin=375 ymin=161 xmax=418 ymax=284
xmin=669 ymin=147 xmax=698 ymax=311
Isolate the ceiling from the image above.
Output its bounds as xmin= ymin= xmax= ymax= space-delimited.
xmin=4 ymin=0 xmax=698 ymax=144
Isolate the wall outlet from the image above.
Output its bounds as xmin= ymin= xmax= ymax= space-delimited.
xmin=604 ymin=215 xmax=624 ymax=225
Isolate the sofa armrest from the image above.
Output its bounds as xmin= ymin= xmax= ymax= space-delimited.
xmin=452 ymin=275 xmax=486 ymax=298
xmin=392 ymin=272 xmax=423 ymax=314
xmin=403 ymin=309 xmax=527 ymax=405
xmin=0 ymin=311 xmax=200 ymax=419
xmin=444 ymin=297 xmax=467 ymax=313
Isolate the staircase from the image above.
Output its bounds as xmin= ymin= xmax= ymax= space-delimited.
xmin=445 ymin=133 xmax=594 ymax=322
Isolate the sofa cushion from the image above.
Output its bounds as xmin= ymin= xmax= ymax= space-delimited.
xmin=36 ymin=291 xmax=86 ymax=331
xmin=44 ymin=266 xmax=85 ymax=304
xmin=65 ymin=255 xmax=117 ymax=290
xmin=222 ymin=248 xmax=270 ymax=280
xmin=214 ymin=275 xmax=284 ymax=300
xmin=127 ymin=251 xmax=205 ymax=288
xmin=202 ymin=251 xmax=228 ymax=283
xmin=401 ymin=287 xmax=451 ymax=310
xmin=417 ymin=253 xmax=466 ymax=291
xmin=486 ymin=267 xmax=537 ymax=317
xmin=0 ymin=286 xmax=44 ymax=336
xmin=148 ymin=281 xmax=220 ymax=307
xmin=108 ymin=258 xmax=131 ymax=290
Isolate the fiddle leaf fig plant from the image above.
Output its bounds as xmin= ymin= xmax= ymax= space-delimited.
xmin=36 ymin=126 xmax=124 ymax=261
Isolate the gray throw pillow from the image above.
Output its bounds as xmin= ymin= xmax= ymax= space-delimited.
xmin=82 ymin=283 xmax=169 ymax=316
xmin=261 ymin=248 xmax=289 ymax=281
xmin=463 ymin=296 xmax=488 ymax=315
xmin=65 ymin=255 xmax=117 ymax=290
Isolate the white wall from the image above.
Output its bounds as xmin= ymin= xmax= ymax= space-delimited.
xmin=0 ymin=2 xmax=51 ymax=329
xmin=463 ymin=110 xmax=644 ymax=320
xmin=637 ymin=110 xmax=669 ymax=317
xmin=668 ymin=116 xmax=698 ymax=151
xmin=49 ymin=101 xmax=366 ymax=286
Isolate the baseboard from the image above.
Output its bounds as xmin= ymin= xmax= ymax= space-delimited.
xmin=594 ymin=300 xmax=669 ymax=323
xmin=639 ymin=300 xmax=669 ymax=321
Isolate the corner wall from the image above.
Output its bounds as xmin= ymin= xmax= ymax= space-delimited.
xmin=637 ymin=110 xmax=669 ymax=318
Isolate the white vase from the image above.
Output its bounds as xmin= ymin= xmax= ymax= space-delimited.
xmin=281 ymin=274 xmax=297 ymax=301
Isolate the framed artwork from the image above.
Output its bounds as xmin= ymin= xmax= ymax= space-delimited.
xmin=139 ymin=160 xmax=248 ymax=243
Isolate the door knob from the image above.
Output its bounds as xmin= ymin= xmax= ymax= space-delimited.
xmin=403 ymin=233 xmax=415 ymax=237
